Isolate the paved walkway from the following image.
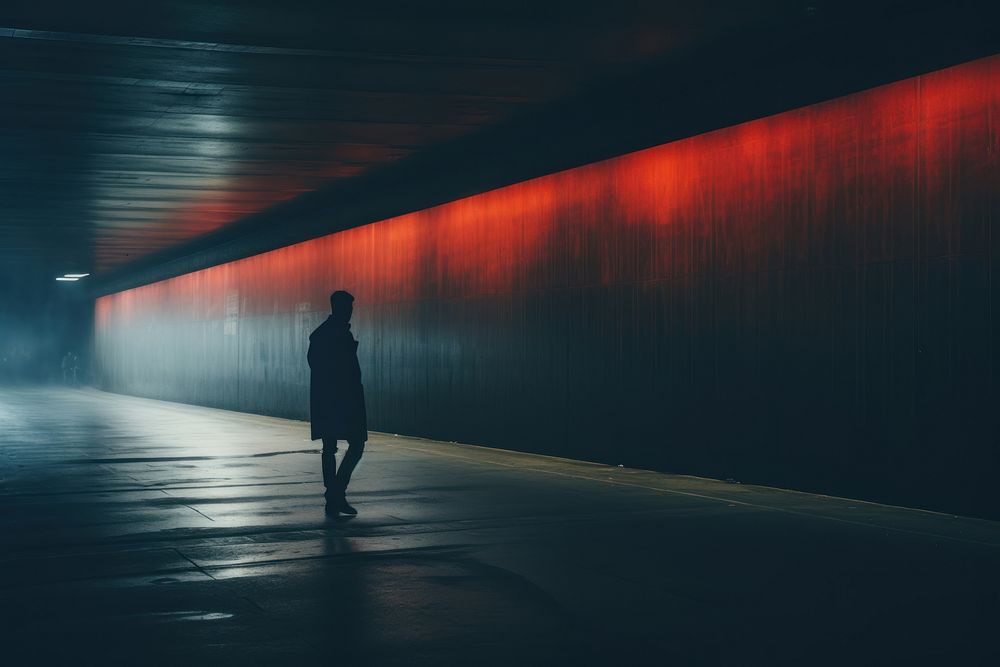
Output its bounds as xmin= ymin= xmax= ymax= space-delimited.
xmin=2 ymin=387 xmax=999 ymax=665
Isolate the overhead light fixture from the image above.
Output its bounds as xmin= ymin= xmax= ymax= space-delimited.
xmin=56 ymin=277 xmax=79 ymax=281
xmin=64 ymin=273 xmax=90 ymax=278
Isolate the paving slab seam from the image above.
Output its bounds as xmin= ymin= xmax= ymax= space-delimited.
xmin=0 ymin=563 xmax=206 ymax=590
xmin=188 ymin=543 xmax=477 ymax=572
xmin=7 ymin=507 xmax=714 ymax=557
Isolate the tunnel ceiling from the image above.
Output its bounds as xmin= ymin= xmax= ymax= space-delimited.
xmin=0 ymin=0 xmax=995 ymax=281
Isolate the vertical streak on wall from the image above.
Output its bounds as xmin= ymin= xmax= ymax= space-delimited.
xmin=95 ymin=55 xmax=1000 ymax=517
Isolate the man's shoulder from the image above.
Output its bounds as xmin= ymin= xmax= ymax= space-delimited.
xmin=309 ymin=317 xmax=332 ymax=340
xmin=310 ymin=318 xmax=352 ymax=343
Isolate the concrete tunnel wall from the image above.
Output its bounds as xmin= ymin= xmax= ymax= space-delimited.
xmin=95 ymin=55 xmax=1000 ymax=518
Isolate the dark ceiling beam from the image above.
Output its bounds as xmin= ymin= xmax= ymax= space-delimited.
xmin=93 ymin=0 xmax=1000 ymax=296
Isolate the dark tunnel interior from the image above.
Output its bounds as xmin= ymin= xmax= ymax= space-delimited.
xmin=2 ymin=2 xmax=1000 ymax=665
xmin=0 ymin=266 xmax=93 ymax=384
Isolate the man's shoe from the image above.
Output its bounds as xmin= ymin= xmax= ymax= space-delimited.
xmin=338 ymin=499 xmax=358 ymax=516
xmin=324 ymin=501 xmax=339 ymax=516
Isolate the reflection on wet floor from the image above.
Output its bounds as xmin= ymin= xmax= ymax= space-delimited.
xmin=2 ymin=386 xmax=1000 ymax=665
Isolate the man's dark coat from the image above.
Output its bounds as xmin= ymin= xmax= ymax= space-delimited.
xmin=307 ymin=316 xmax=367 ymax=442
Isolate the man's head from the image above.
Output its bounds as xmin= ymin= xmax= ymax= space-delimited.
xmin=329 ymin=290 xmax=355 ymax=322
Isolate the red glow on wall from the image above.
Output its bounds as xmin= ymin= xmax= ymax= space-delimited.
xmin=97 ymin=53 xmax=999 ymax=332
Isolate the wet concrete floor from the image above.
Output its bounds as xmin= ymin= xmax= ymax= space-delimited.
xmin=1 ymin=386 xmax=999 ymax=665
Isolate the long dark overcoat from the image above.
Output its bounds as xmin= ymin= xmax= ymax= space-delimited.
xmin=307 ymin=317 xmax=368 ymax=442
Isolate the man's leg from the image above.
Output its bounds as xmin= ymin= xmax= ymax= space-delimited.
xmin=333 ymin=438 xmax=365 ymax=512
xmin=335 ymin=438 xmax=365 ymax=493
xmin=321 ymin=437 xmax=339 ymax=501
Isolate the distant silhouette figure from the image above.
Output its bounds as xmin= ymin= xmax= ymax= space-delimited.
xmin=308 ymin=290 xmax=367 ymax=516
xmin=61 ymin=351 xmax=79 ymax=386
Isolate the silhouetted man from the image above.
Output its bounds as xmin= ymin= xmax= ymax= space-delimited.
xmin=308 ymin=290 xmax=367 ymax=516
